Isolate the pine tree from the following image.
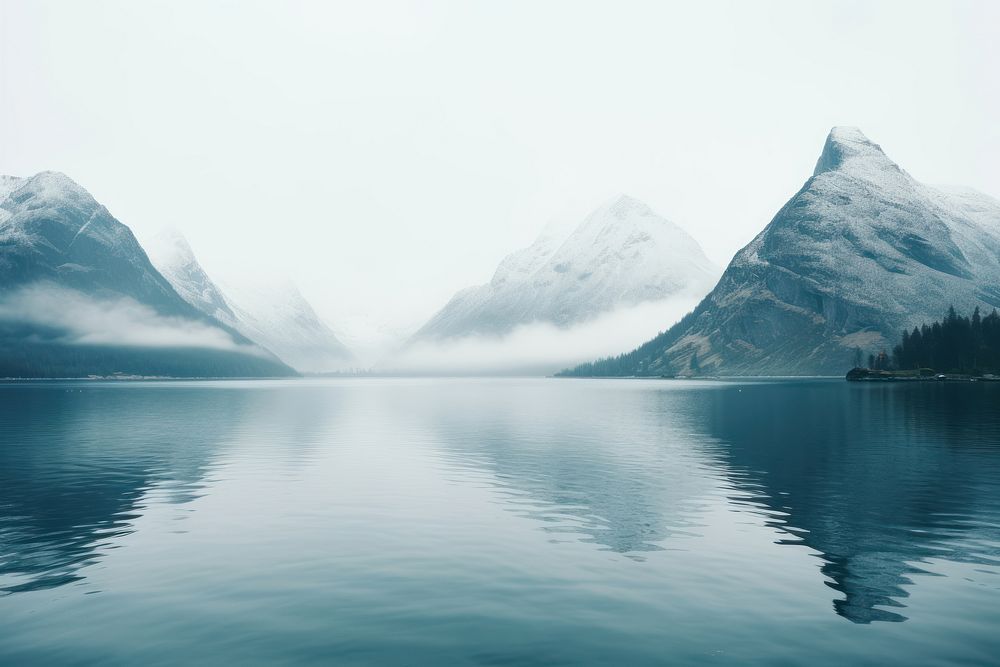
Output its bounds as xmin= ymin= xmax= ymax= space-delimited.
xmin=889 ymin=306 xmax=1000 ymax=375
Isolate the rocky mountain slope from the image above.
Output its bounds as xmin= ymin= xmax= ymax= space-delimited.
xmin=146 ymin=229 xmax=355 ymax=373
xmin=563 ymin=128 xmax=1000 ymax=376
xmin=215 ymin=278 xmax=356 ymax=373
xmin=0 ymin=172 xmax=294 ymax=377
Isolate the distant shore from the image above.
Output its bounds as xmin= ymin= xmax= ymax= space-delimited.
xmin=846 ymin=368 xmax=1000 ymax=382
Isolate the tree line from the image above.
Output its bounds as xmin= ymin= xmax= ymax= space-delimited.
xmin=884 ymin=306 xmax=1000 ymax=374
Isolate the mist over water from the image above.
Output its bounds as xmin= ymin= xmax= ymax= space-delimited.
xmin=383 ymin=296 xmax=702 ymax=375
xmin=1 ymin=378 xmax=999 ymax=665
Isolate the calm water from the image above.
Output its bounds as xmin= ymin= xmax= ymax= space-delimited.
xmin=1 ymin=378 xmax=999 ymax=665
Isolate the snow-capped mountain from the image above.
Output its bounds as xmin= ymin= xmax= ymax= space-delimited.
xmin=564 ymin=127 xmax=1000 ymax=376
xmin=412 ymin=195 xmax=719 ymax=341
xmin=0 ymin=175 xmax=24 ymax=208
xmin=0 ymin=172 xmax=294 ymax=378
xmin=216 ymin=278 xmax=356 ymax=374
xmin=0 ymin=172 xmax=180 ymax=306
xmin=145 ymin=228 xmax=238 ymax=327
xmin=145 ymin=229 xmax=355 ymax=373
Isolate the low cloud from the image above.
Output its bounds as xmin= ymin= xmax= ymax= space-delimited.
xmin=381 ymin=296 xmax=702 ymax=375
xmin=0 ymin=283 xmax=256 ymax=352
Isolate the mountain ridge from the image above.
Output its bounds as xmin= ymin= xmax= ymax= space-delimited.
xmin=561 ymin=127 xmax=1000 ymax=377
xmin=145 ymin=228 xmax=355 ymax=373
xmin=0 ymin=171 xmax=295 ymax=377
xmin=411 ymin=194 xmax=718 ymax=342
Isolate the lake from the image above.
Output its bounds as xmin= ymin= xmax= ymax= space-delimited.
xmin=1 ymin=378 xmax=999 ymax=665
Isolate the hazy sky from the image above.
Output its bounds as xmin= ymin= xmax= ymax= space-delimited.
xmin=2 ymin=0 xmax=998 ymax=338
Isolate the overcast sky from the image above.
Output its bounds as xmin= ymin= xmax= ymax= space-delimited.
xmin=2 ymin=0 xmax=998 ymax=338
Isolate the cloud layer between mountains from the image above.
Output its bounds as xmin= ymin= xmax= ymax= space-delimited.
xmin=384 ymin=296 xmax=702 ymax=375
xmin=0 ymin=283 xmax=258 ymax=353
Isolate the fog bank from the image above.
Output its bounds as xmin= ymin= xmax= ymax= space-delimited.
xmin=381 ymin=296 xmax=701 ymax=376
xmin=0 ymin=284 xmax=254 ymax=352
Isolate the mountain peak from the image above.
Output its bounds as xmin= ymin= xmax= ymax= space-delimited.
xmin=152 ymin=226 xmax=195 ymax=254
xmin=813 ymin=126 xmax=897 ymax=177
xmin=146 ymin=227 xmax=199 ymax=269
xmin=0 ymin=175 xmax=25 ymax=203
xmin=828 ymin=125 xmax=870 ymax=143
xmin=9 ymin=171 xmax=99 ymax=211
xmin=26 ymin=170 xmax=89 ymax=193
xmin=606 ymin=194 xmax=652 ymax=218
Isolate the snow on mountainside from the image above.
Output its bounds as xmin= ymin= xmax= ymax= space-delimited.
xmin=0 ymin=172 xmax=175 ymax=303
xmin=145 ymin=229 xmax=355 ymax=373
xmin=564 ymin=127 xmax=1000 ymax=377
xmin=0 ymin=171 xmax=214 ymax=320
xmin=145 ymin=229 xmax=236 ymax=325
xmin=0 ymin=172 xmax=294 ymax=378
xmin=412 ymin=195 xmax=718 ymax=341
xmin=0 ymin=176 xmax=24 ymax=222
xmin=216 ymin=278 xmax=356 ymax=373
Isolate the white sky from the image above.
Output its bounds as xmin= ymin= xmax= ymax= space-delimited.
xmin=2 ymin=0 xmax=998 ymax=339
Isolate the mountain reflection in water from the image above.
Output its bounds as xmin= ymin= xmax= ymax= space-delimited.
xmin=695 ymin=380 xmax=1000 ymax=623
xmin=1 ymin=377 xmax=998 ymax=657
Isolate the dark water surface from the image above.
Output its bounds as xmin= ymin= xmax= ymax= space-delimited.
xmin=1 ymin=378 xmax=999 ymax=665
